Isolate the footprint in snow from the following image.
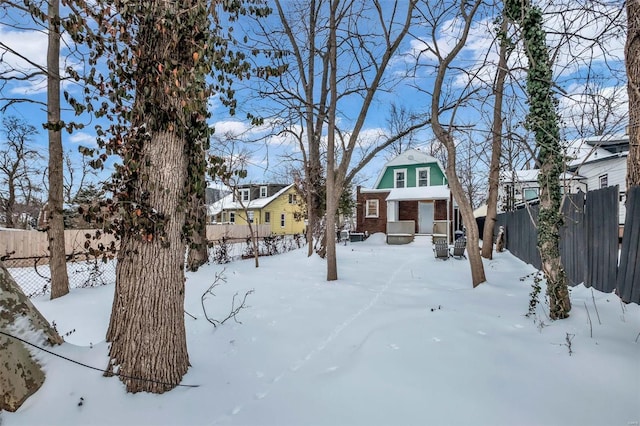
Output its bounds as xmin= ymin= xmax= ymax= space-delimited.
xmin=271 ymin=375 xmax=282 ymax=383
xmin=255 ymin=371 xmax=264 ymax=378
xmin=477 ymin=331 xmax=487 ymax=336
xmin=388 ymin=344 xmax=400 ymax=350
xmin=254 ymin=392 xmax=267 ymax=400
xmin=325 ymin=366 xmax=339 ymax=373
xmin=432 ymin=337 xmax=441 ymax=343
xmin=514 ymin=324 xmax=524 ymax=329
xmin=231 ymin=406 xmax=242 ymax=415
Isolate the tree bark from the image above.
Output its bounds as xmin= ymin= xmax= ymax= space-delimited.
xmin=105 ymin=129 xmax=189 ymax=393
xmin=438 ymin=131 xmax=487 ymax=287
xmin=506 ymin=0 xmax=571 ymax=319
xmin=428 ymin=0 xmax=486 ymax=287
xmin=105 ymin=1 xmax=193 ymax=393
xmin=186 ymin=215 xmax=208 ymax=272
xmin=325 ymin=0 xmax=338 ymax=281
xmin=627 ymin=0 xmax=640 ymax=187
xmin=47 ymin=0 xmax=70 ymax=299
xmin=482 ymin=17 xmax=509 ymax=260
xmin=0 ymin=260 xmax=63 ymax=411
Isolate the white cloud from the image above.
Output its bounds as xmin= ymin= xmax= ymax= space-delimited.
xmin=67 ymin=131 xmax=98 ymax=147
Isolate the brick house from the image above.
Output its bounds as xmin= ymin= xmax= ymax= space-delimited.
xmin=356 ymin=149 xmax=458 ymax=243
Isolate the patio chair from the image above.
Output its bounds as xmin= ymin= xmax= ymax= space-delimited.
xmin=450 ymin=237 xmax=467 ymax=259
xmin=433 ymin=238 xmax=449 ymax=260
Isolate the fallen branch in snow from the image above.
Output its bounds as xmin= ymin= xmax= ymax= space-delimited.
xmin=201 ymin=268 xmax=254 ymax=328
xmin=590 ymin=289 xmax=601 ymax=325
xmin=583 ymin=301 xmax=593 ymax=338
xmin=558 ymin=333 xmax=575 ymax=356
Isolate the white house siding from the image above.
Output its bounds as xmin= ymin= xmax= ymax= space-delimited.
xmin=574 ymin=155 xmax=628 ymax=224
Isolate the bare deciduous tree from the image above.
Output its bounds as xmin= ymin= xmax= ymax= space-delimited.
xmin=413 ymin=0 xmax=487 ymax=287
xmin=247 ymin=0 xmax=421 ymax=280
xmin=0 ymin=116 xmax=43 ymax=228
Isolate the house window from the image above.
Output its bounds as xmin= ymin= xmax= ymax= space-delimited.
xmin=229 ymin=212 xmax=235 ymax=223
xmin=365 ymin=199 xmax=379 ymax=218
xmin=599 ymin=174 xmax=608 ymax=188
xmin=260 ymin=186 xmax=268 ymax=198
xmin=280 ymin=213 xmax=285 ymax=228
xmin=264 ymin=212 xmax=271 ymax=223
xmin=239 ymin=189 xmax=250 ymax=202
xmin=288 ymin=193 xmax=297 ymax=204
xmin=417 ymin=168 xmax=430 ymax=187
xmin=524 ymin=188 xmax=538 ymax=201
xmin=394 ymin=169 xmax=406 ymax=188
xmin=247 ymin=211 xmax=254 ymax=223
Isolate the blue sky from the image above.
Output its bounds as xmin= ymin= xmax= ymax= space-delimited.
xmin=0 ymin=1 xmax=628 ymax=194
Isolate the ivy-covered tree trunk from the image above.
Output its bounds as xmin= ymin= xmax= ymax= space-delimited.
xmin=46 ymin=0 xmax=69 ymax=299
xmin=0 ymin=260 xmax=63 ymax=411
xmin=186 ymin=211 xmax=208 ymax=272
xmin=627 ymin=0 xmax=640 ymax=187
xmin=104 ymin=1 xmax=203 ymax=393
xmin=186 ymin=132 xmax=210 ymax=273
xmin=506 ymin=0 xmax=571 ymax=319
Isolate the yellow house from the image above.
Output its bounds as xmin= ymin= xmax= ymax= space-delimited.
xmin=208 ymin=184 xmax=305 ymax=235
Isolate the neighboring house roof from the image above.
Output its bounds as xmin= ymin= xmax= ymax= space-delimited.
xmin=566 ymin=135 xmax=628 ymax=167
xmin=383 ymin=148 xmax=441 ymax=167
xmin=500 ymin=169 xmax=585 ymax=183
xmin=385 ymin=185 xmax=450 ymax=201
xmin=207 ymin=184 xmax=294 ymax=217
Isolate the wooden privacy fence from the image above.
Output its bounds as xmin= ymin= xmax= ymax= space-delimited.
xmin=492 ymin=185 xmax=640 ymax=304
xmin=206 ymin=224 xmax=271 ymax=241
xmin=0 ymin=224 xmax=273 ymax=265
xmin=0 ymin=229 xmax=118 ymax=266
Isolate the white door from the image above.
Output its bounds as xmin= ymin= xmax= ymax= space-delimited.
xmin=418 ymin=202 xmax=434 ymax=234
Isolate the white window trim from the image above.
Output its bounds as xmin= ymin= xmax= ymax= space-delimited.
xmin=229 ymin=212 xmax=235 ymax=223
xmin=416 ymin=167 xmax=430 ymax=187
xmin=280 ymin=213 xmax=286 ymax=228
xmin=260 ymin=186 xmax=268 ymax=198
xmin=365 ymin=199 xmax=379 ymax=218
xmin=264 ymin=211 xmax=271 ymax=223
xmin=239 ymin=188 xmax=250 ymax=202
xmin=394 ymin=168 xmax=407 ymax=188
xmin=599 ymin=174 xmax=608 ymax=189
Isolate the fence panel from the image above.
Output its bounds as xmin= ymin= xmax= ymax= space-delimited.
xmin=0 ymin=229 xmax=118 ymax=266
xmin=560 ymin=191 xmax=586 ymax=286
xmin=206 ymin=224 xmax=272 ymax=241
xmin=584 ymin=186 xmax=619 ymax=292
xmin=617 ymin=186 xmax=640 ymax=303
xmin=503 ymin=206 xmax=540 ymax=269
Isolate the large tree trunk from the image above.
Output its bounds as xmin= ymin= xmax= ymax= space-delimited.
xmin=325 ymin=0 xmax=338 ymax=281
xmin=186 ymin=216 xmax=208 ymax=272
xmin=1 ymin=260 xmax=63 ymax=411
xmin=186 ymin=170 xmax=209 ymax=272
xmin=105 ymin=1 xmax=193 ymax=392
xmin=441 ymin=136 xmax=486 ymax=287
xmin=482 ymin=17 xmax=508 ymax=260
xmin=105 ymin=129 xmax=189 ymax=393
xmin=47 ymin=0 xmax=69 ymax=299
xmin=506 ymin=0 xmax=571 ymax=319
xmin=627 ymin=0 xmax=640 ymax=187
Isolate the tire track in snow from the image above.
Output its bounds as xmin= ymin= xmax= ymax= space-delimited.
xmin=211 ymin=248 xmax=421 ymax=425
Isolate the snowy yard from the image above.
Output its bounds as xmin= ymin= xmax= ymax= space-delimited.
xmin=3 ymin=234 xmax=639 ymax=426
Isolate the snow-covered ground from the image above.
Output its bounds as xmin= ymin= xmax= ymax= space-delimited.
xmin=3 ymin=234 xmax=639 ymax=426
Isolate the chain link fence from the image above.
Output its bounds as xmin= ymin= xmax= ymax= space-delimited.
xmin=5 ymin=234 xmax=306 ymax=298
xmin=3 ymin=254 xmax=117 ymax=298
